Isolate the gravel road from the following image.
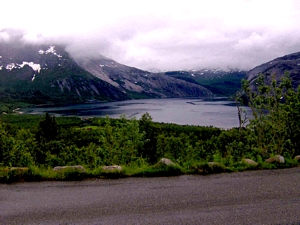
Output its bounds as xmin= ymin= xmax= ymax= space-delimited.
xmin=1 ymin=167 xmax=299 ymax=225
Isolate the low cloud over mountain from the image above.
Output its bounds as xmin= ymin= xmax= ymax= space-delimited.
xmin=1 ymin=1 xmax=300 ymax=71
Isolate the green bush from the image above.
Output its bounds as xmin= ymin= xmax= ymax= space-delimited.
xmin=53 ymin=168 xmax=86 ymax=181
xmin=134 ymin=164 xmax=182 ymax=177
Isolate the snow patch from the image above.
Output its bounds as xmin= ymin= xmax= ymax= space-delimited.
xmin=44 ymin=46 xmax=62 ymax=58
xmin=0 ymin=56 xmax=2 ymax=58
xmin=0 ymin=65 xmax=2 ymax=70
xmin=32 ymin=74 xmax=36 ymax=81
xmin=191 ymin=74 xmax=195 ymax=77
xmin=45 ymin=46 xmax=55 ymax=54
xmin=18 ymin=62 xmax=41 ymax=73
xmin=100 ymin=64 xmax=104 ymax=67
xmin=6 ymin=63 xmax=16 ymax=70
xmin=38 ymin=50 xmax=44 ymax=54
xmin=5 ymin=62 xmax=41 ymax=72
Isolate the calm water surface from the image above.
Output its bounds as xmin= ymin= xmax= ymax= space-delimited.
xmin=22 ymin=98 xmax=250 ymax=129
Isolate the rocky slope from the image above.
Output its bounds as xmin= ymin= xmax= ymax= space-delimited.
xmin=246 ymin=52 xmax=300 ymax=89
xmin=75 ymin=57 xmax=212 ymax=99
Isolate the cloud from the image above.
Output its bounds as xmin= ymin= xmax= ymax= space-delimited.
xmin=1 ymin=0 xmax=300 ymax=71
xmin=0 ymin=31 xmax=10 ymax=42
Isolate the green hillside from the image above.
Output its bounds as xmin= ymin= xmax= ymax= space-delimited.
xmin=165 ymin=70 xmax=246 ymax=96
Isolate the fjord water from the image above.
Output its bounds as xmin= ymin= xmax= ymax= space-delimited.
xmin=22 ymin=98 xmax=250 ymax=129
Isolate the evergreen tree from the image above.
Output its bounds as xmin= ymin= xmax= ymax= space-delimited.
xmin=36 ymin=113 xmax=58 ymax=142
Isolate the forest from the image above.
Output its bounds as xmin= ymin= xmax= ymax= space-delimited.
xmin=0 ymin=74 xmax=299 ymax=182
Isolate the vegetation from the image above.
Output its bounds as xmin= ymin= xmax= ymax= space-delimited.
xmin=195 ymin=71 xmax=246 ymax=96
xmin=0 ymin=102 xmax=31 ymax=114
xmin=0 ymin=74 xmax=299 ymax=182
xmin=165 ymin=70 xmax=246 ymax=96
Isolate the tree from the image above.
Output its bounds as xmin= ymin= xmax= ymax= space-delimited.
xmin=36 ymin=113 xmax=58 ymax=142
xmin=0 ymin=122 xmax=11 ymax=166
xmin=98 ymin=115 xmax=145 ymax=165
xmin=239 ymin=72 xmax=298 ymax=157
xmin=138 ymin=113 xmax=159 ymax=163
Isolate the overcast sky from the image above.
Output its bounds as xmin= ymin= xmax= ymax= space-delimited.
xmin=1 ymin=0 xmax=300 ymax=71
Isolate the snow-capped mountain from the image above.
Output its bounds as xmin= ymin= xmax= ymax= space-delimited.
xmin=0 ymin=42 xmax=128 ymax=104
xmin=0 ymin=40 xmax=212 ymax=105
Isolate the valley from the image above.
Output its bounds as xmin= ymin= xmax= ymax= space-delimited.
xmin=0 ymin=35 xmax=300 ymax=185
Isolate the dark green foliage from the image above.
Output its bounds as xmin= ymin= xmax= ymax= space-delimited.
xmin=133 ymin=163 xmax=182 ymax=177
xmin=138 ymin=113 xmax=159 ymax=163
xmin=36 ymin=113 xmax=58 ymax=142
xmin=202 ymin=162 xmax=226 ymax=174
xmin=0 ymin=114 xmax=44 ymax=130
xmin=94 ymin=168 xmax=126 ymax=179
xmin=52 ymin=167 xmax=86 ymax=181
xmin=195 ymin=72 xmax=246 ymax=96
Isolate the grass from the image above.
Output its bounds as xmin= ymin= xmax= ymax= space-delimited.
xmin=0 ymin=158 xmax=298 ymax=183
xmin=0 ymin=114 xmax=84 ymax=130
xmin=75 ymin=125 xmax=99 ymax=131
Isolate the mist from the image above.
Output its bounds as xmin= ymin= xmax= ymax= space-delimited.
xmin=1 ymin=0 xmax=300 ymax=71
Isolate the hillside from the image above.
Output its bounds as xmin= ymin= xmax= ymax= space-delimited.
xmin=164 ymin=69 xmax=246 ymax=96
xmin=246 ymin=52 xmax=300 ymax=89
xmin=75 ymin=57 xmax=212 ymax=99
xmin=0 ymin=42 xmax=128 ymax=104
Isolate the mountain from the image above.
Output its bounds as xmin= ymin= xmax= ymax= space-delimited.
xmin=163 ymin=69 xmax=247 ymax=96
xmin=246 ymin=52 xmax=300 ymax=89
xmin=0 ymin=40 xmax=212 ymax=105
xmin=0 ymin=42 xmax=128 ymax=104
xmin=75 ymin=57 xmax=212 ymax=99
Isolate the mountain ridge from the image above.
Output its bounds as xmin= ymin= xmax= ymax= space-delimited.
xmin=74 ymin=56 xmax=213 ymax=99
xmin=246 ymin=52 xmax=300 ymax=88
xmin=0 ymin=40 xmax=213 ymax=106
xmin=0 ymin=42 xmax=129 ymax=104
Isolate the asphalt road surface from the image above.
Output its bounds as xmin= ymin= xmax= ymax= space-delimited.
xmin=1 ymin=167 xmax=299 ymax=225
